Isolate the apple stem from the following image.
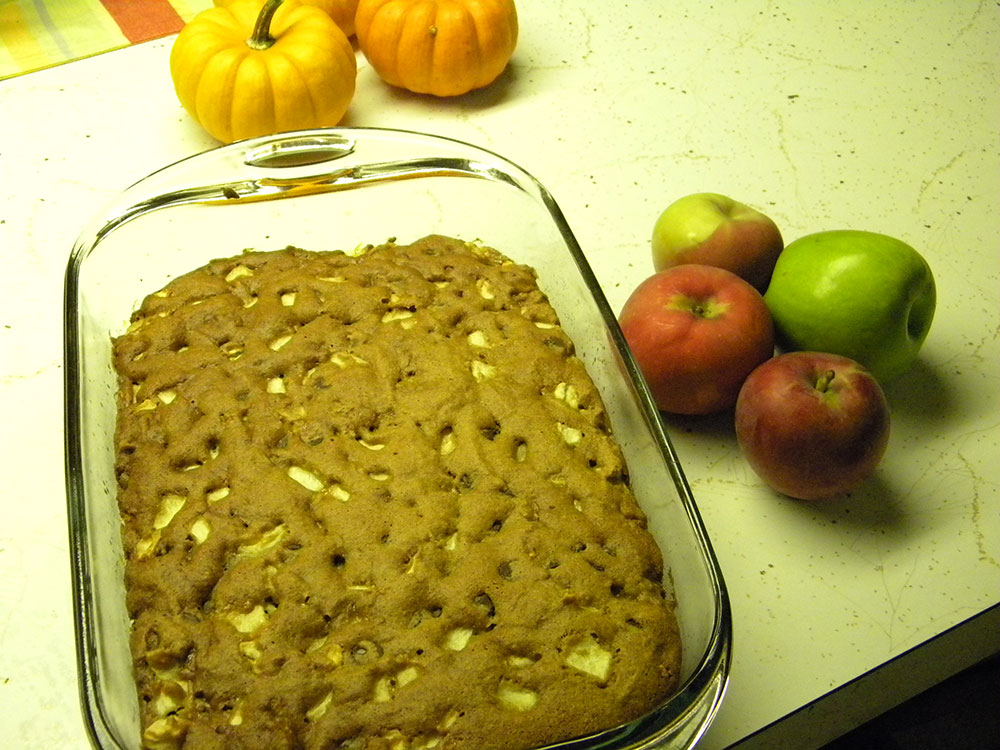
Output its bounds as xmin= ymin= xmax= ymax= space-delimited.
xmin=815 ymin=369 xmax=836 ymax=392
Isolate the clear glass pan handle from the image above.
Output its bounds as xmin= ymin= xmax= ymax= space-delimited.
xmin=242 ymin=132 xmax=356 ymax=170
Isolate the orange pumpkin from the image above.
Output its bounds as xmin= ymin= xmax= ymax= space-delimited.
xmin=301 ymin=0 xmax=361 ymax=36
xmin=355 ymin=0 xmax=518 ymax=97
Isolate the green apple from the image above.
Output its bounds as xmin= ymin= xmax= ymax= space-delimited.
xmin=651 ymin=192 xmax=784 ymax=292
xmin=764 ymin=230 xmax=936 ymax=382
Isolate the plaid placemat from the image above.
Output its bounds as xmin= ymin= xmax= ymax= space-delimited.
xmin=0 ymin=0 xmax=214 ymax=80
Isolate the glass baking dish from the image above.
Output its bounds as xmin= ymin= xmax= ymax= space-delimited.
xmin=64 ymin=127 xmax=731 ymax=750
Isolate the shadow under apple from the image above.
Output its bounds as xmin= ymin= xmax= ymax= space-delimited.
xmin=774 ymin=472 xmax=917 ymax=541
xmin=659 ymin=408 xmax=737 ymax=443
xmin=881 ymin=357 xmax=955 ymax=425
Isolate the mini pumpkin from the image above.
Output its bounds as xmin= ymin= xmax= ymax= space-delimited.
xmin=302 ymin=0 xmax=361 ymax=36
xmin=355 ymin=0 xmax=518 ymax=97
xmin=172 ymin=0 xmax=357 ymax=143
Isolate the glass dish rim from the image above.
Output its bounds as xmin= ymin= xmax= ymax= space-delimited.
xmin=63 ymin=126 xmax=732 ymax=750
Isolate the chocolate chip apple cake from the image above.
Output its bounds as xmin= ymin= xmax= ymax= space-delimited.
xmin=111 ymin=235 xmax=682 ymax=750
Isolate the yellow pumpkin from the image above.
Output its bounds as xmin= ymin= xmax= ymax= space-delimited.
xmin=214 ymin=0 xmax=360 ymax=37
xmin=355 ymin=0 xmax=518 ymax=97
xmin=172 ymin=0 xmax=357 ymax=143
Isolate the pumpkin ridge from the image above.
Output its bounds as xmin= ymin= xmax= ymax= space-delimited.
xmin=274 ymin=19 xmax=356 ymax=126
xmin=196 ymin=46 xmax=249 ymax=142
xmin=467 ymin=4 xmax=496 ymax=85
xmin=370 ymin=1 xmax=409 ymax=88
xmin=171 ymin=32 xmax=231 ymax=115
xmin=431 ymin=3 xmax=477 ymax=94
xmin=228 ymin=52 xmax=267 ymax=142
xmin=268 ymin=48 xmax=318 ymax=130
xmin=243 ymin=54 xmax=280 ymax=140
xmin=402 ymin=2 xmax=438 ymax=92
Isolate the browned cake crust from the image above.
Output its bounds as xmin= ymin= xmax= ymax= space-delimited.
xmin=112 ymin=235 xmax=682 ymax=750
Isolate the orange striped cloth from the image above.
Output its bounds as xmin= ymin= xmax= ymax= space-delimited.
xmin=0 ymin=0 xmax=214 ymax=80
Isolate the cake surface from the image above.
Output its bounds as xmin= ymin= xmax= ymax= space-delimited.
xmin=112 ymin=235 xmax=682 ymax=750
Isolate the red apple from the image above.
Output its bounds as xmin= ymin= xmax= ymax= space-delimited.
xmin=619 ymin=264 xmax=774 ymax=415
xmin=735 ymin=352 xmax=891 ymax=500
xmin=651 ymin=192 xmax=784 ymax=292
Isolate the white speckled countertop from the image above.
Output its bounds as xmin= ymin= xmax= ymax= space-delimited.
xmin=1 ymin=2 xmax=997 ymax=748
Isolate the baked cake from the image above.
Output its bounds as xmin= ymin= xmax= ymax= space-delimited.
xmin=112 ymin=235 xmax=682 ymax=750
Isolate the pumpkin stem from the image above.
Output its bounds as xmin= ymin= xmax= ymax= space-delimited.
xmin=247 ymin=0 xmax=284 ymax=51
